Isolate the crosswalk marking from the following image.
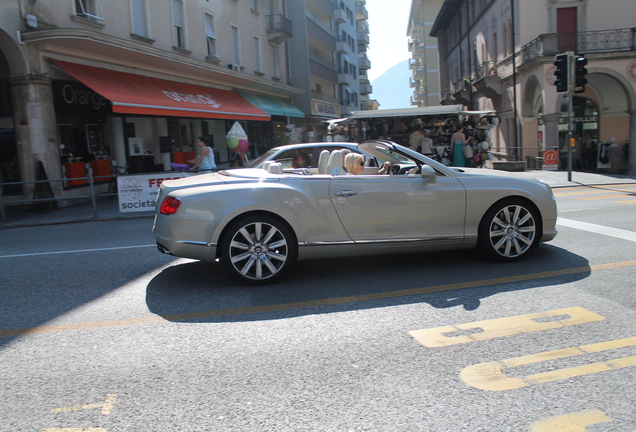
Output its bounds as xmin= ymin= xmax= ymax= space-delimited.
xmin=557 ymin=218 xmax=636 ymax=242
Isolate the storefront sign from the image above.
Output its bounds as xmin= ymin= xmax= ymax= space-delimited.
xmin=538 ymin=115 xmax=598 ymax=125
xmin=311 ymin=100 xmax=340 ymax=118
xmin=118 ymin=173 xmax=190 ymax=212
xmin=52 ymin=80 xmax=112 ymax=115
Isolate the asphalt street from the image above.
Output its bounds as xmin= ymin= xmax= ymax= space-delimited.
xmin=0 ymin=169 xmax=635 ymax=431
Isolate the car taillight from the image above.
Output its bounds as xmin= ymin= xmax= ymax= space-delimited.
xmin=159 ymin=196 xmax=181 ymax=215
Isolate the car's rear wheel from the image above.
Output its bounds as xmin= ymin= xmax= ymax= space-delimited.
xmin=478 ymin=199 xmax=539 ymax=262
xmin=221 ymin=215 xmax=297 ymax=283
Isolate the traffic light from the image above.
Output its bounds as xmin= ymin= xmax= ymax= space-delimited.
xmin=553 ymin=53 xmax=569 ymax=94
xmin=574 ymin=55 xmax=588 ymax=94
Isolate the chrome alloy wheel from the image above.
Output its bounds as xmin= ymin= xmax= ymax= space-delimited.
xmin=487 ymin=204 xmax=537 ymax=259
xmin=227 ymin=220 xmax=290 ymax=281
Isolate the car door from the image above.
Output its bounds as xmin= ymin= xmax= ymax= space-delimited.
xmin=329 ymin=173 xmax=467 ymax=242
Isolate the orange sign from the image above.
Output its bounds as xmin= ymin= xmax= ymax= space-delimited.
xmin=542 ymin=150 xmax=558 ymax=171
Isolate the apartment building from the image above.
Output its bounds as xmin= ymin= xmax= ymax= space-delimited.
xmin=287 ymin=0 xmax=370 ymax=132
xmin=407 ymin=0 xmax=444 ymax=107
xmin=430 ymin=0 xmax=636 ymax=174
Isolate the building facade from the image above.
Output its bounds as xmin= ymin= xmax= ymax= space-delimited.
xmin=0 ymin=0 xmax=371 ymax=205
xmin=430 ymin=0 xmax=636 ymax=174
xmin=407 ymin=0 xmax=445 ymax=107
xmin=287 ymin=0 xmax=371 ymax=130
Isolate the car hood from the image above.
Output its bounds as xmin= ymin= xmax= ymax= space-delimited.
xmin=453 ymin=167 xmax=548 ymax=185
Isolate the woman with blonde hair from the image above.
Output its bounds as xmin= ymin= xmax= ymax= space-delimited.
xmin=344 ymin=153 xmax=391 ymax=175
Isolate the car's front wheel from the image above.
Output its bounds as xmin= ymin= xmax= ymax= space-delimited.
xmin=478 ymin=199 xmax=539 ymax=262
xmin=221 ymin=215 xmax=297 ymax=283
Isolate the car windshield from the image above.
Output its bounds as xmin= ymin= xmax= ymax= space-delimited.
xmin=247 ymin=149 xmax=278 ymax=168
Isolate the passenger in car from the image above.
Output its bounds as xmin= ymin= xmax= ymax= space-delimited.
xmin=292 ymin=153 xmax=311 ymax=168
xmin=344 ymin=153 xmax=391 ymax=175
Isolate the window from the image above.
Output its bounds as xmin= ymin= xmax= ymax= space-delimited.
xmin=270 ymin=43 xmax=279 ymax=78
xmin=172 ymin=0 xmax=185 ymax=48
xmin=205 ymin=13 xmax=218 ymax=57
xmin=253 ymin=36 xmax=262 ymax=72
xmin=131 ymin=0 xmax=147 ymax=37
xmin=75 ymin=0 xmax=104 ymax=22
xmin=250 ymin=0 xmax=258 ymax=12
xmin=231 ymin=25 xmax=240 ymax=66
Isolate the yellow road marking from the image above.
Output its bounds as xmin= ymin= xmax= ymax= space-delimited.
xmin=51 ymin=394 xmax=116 ymax=415
xmin=530 ymin=410 xmax=611 ymax=432
xmin=2 ymin=260 xmax=636 ymax=339
xmin=554 ymin=186 xmax=636 ymax=197
xmin=575 ymin=193 xmax=636 ymax=201
xmin=613 ymin=200 xmax=636 ymax=204
xmin=409 ymin=307 xmax=603 ymax=347
xmin=460 ymin=336 xmax=636 ymax=391
xmin=42 ymin=429 xmax=107 ymax=432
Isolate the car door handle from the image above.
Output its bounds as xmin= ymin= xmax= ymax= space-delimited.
xmin=334 ymin=190 xmax=357 ymax=197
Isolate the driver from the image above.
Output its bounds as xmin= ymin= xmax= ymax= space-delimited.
xmin=344 ymin=153 xmax=391 ymax=175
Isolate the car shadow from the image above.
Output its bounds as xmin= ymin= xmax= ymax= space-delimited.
xmin=145 ymin=244 xmax=591 ymax=322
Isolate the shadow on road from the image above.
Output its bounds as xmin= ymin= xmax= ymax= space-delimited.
xmin=145 ymin=244 xmax=591 ymax=322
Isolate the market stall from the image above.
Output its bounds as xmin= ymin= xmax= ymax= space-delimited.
xmin=339 ymin=105 xmax=497 ymax=166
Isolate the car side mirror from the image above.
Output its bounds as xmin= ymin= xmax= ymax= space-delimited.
xmin=420 ymin=165 xmax=437 ymax=183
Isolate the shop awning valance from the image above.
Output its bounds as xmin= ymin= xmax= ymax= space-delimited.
xmin=51 ymin=60 xmax=270 ymax=121
xmin=238 ymin=91 xmax=305 ymax=118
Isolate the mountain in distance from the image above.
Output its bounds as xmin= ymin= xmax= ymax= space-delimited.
xmin=369 ymin=59 xmax=412 ymax=110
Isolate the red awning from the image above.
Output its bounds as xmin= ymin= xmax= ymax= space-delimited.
xmin=51 ymin=60 xmax=270 ymax=121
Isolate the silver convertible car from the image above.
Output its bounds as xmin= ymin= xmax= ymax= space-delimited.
xmin=153 ymin=140 xmax=557 ymax=283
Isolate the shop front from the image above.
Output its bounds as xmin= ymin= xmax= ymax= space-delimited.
xmin=50 ymin=60 xmax=271 ymax=186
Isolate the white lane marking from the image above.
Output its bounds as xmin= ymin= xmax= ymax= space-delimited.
xmin=0 ymin=244 xmax=156 ymax=259
xmin=557 ymin=218 xmax=636 ymax=242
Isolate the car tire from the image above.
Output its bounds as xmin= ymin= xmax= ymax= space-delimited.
xmin=221 ymin=214 xmax=297 ymax=283
xmin=478 ymin=198 xmax=539 ymax=262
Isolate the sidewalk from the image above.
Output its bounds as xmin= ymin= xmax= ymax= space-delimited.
xmin=2 ymin=169 xmax=635 ymax=229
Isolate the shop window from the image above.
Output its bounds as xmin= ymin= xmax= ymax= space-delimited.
xmin=75 ymin=0 xmax=104 ymax=22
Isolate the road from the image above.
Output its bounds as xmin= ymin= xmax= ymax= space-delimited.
xmin=0 ymin=184 xmax=635 ymax=431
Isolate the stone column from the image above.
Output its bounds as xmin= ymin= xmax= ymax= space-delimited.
xmin=542 ymin=113 xmax=561 ymax=151
xmin=628 ymin=109 xmax=636 ymax=175
xmin=9 ymin=73 xmax=59 ymax=197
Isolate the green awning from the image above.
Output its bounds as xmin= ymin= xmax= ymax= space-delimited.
xmin=238 ymin=92 xmax=305 ymax=118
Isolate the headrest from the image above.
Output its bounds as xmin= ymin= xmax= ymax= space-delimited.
xmin=318 ymin=150 xmax=330 ymax=174
xmin=327 ymin=150 xmax=343 ymax=175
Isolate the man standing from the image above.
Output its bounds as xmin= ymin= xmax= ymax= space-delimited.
xmin=409 ymin=125 xmax=424 ymax=152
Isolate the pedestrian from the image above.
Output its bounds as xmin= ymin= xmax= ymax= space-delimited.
xmin=420 ymin=129 xmax=434 ymax=156
xmin=450 ymin=125 xmax=467 ymax=167
xmin=409 ymin=125 xmax=425 ymax=152
xmin=189 ymin=136 xmax=216 ymax=171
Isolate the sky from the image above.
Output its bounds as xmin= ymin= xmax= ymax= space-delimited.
xmin=364 ymin=0 xmax=412 ymax=82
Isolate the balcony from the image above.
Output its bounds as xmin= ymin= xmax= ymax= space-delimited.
xmin=357 ymin=32 xmax=369 ymax=45
xmin=356 ymin=3 xmax=368 ymax=20
xmin=452 ymin=78 xmax=471 ymax=106
xmin=266 ymin=14 xmax=293 ymax=44
xmin=334 ymin=7 xmax=347 ymax=24
xmin=358 ymin=53 xmax=371 ymax=69
xmin=410 ymin=78 xmax=420 ymax=88
xmin=338 ymin=71 xmax=354 ymax=86
xmin=311 ymin=90 xmax=339 ymax=104
xmin=521 ymin=28 xmax=635 ymax=64
xmin=472 ymin=60 xmax=503 ymax=99
xmin=359 ymin=82 xmax=372 ymax=95
xmin=336 ymin=36 xmax=348 ymax=53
